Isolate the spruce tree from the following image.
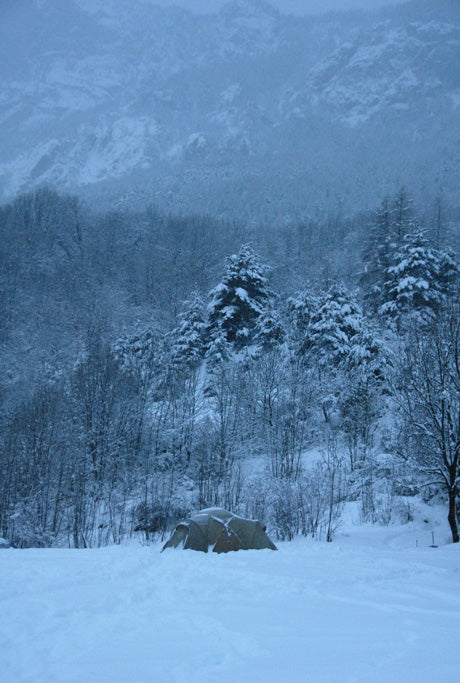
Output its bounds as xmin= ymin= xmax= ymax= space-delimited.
xmin=305 ymin=285 xmax=364 ymax=367
xmin=361 ymin=189 xmax=418 ymax=316
xmin=286 ymin=288 xmax=319 ymax=356
xmin=170 ymin=293 xmax=206 ymax=369
xmin=207 ymin=245 xmax=279 ymax=352
xmin=391 ymin=187 xmax=416 ymax=249
xmin=379 ymin=230 xmax=459 ymax=327
xmin=360 ymin=197 xmax=393 ymax=315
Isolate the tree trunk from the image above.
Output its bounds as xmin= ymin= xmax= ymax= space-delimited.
xmin=448 ymin=488 xmax=459 ymax=543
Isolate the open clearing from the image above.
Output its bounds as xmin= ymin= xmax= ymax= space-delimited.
xmin=1 ymin=520 xmax=459 ymax=683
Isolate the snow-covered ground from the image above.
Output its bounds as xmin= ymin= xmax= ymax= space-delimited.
xmin=1 ymin=517 xmax=459 ymax=683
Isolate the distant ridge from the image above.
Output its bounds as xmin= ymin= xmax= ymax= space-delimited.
xmin=0 ymin=0 xmax=458 ymax=217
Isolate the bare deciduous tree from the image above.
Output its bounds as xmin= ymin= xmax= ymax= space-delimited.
xmin=398 ymin=310 xmax=460 ymax=542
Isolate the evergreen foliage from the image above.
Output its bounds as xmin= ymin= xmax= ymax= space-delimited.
xmin=286 ymin=289 xmax=319 ymax=353
xmin=361 ymin=189 xmax=417 ymax=315
xmin=305 ymin=285 xmax=364 ymax=367
xmin=170 ymin=293 xmax=206 ymax=369
xmin=207 ymin=244 xmax=279 ymax=352
xmin=361 ymin=197 xmax=393 ymax=315
xmin=379 ymin=231 xmax=459 ymax=327
xmin=1 ymin=187 xmax=459 ymax=547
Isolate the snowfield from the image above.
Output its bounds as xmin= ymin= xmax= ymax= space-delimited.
xmin=1 ymin=522 xmax=460 ymax=683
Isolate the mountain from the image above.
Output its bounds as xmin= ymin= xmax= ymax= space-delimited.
xmin=1 ymin=0 xmax=459 ymax=217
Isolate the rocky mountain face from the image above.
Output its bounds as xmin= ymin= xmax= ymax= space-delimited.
xmin=1 ymin=0 xmax=459 ymax=217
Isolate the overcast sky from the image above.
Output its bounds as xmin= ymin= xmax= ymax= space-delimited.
xmin=147 ymin=0 xmax=408 ymax=14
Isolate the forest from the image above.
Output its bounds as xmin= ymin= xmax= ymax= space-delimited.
xmin=1 ymin=186 xmax=459 ymax=548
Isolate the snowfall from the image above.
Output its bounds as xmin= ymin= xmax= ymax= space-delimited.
xmin=1 ymin=506 xmax=459 ymax=683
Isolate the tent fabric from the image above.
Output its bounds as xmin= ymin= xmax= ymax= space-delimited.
xmin=162 ymin=508 xmax=277 ymax=553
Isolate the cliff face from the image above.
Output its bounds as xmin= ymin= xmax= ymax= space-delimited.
xmin=1 ymin=0 xmax=459 ymax=216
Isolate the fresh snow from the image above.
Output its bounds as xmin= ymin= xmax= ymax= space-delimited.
xmin=1 ymin=2 xmax=459 ymax=214
xmin=235 ymin=286 xmax=249 ymax=301
xmin=1 ymin=520 xmax=459 ymax=683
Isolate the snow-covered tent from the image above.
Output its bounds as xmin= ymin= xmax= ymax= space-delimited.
xmin=162 ymin=508 xmax=277 ymax=553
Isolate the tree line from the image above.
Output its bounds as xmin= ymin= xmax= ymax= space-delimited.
xmin=0 ymin=186 xmax=459 ymax=546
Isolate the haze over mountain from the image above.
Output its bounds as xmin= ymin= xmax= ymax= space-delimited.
xmin=115 ymin=0 xmax=408 ymax=15
xmin=1 ymin=0 xmax=459 ymax=217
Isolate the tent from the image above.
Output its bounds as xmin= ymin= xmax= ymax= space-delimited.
xmin=162 ymin=508 xmax=277 ymax=553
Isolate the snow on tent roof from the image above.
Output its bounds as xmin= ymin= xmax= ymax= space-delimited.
xmin=162 ymin=508 xmax=277 ymax=553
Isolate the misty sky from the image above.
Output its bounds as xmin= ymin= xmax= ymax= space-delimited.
xmin=147 ymin=0 xmax=407 ymax=14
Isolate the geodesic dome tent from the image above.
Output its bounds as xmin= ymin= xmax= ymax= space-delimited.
xmin=162 ymin=508 xmax=277 ymax=553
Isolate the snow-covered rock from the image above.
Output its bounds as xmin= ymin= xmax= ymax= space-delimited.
xmin=0 ymin=0 xmax=459 ymax=215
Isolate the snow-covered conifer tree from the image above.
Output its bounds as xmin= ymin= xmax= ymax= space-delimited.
xmin=207 ymin=245 xmax=279 ymax=353
xmin=379 ymin=231 xmax=459 ymax=327
xmin=286 ymin=289 xmax=319 ymax=354
xmin=112 ymin=326 xmax=162 ymax=381
xmin=360 ymin=197 xmax=394 ymax=315
xmin=391 ymin=187 xmax=417 ymax=248
xmin=305 ymin=285 xmax=364 ymax=367
xmin=361 ymin=190 xmax=419 ymax=316
xmin=170 ymin=293 xmax=206 ymax=369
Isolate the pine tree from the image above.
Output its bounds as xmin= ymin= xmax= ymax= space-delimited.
xmin=346 ymin=325 xmax=387 ymax=380
xmin=286 ymin=288 xmax=319 ymax=356
xmin=112 ymin=326 xmax=162 ymax=381
xmin=391 ymin=187 xmax=417 ymax=249
xmin=360 ymin=197 xmax=393 ymax=315
xmin=305 ymin=285 xmax=364 ymax=367
xmin=170 ymin=293 xmax=206 ymax=370
xmin=256 ymin=306 xmax=284 ymax=351
xmin=379 ymin=230 xmax=459 ymax=327
xmin=204 ymin=324 xmax=232 ymax=373
xmin=207 ymin=245 xmax=278 ymax=352
xmin=438 ymin=249 xmax=459 ymax=300
xmin=361 ymin=189 xmax=421 ymax=317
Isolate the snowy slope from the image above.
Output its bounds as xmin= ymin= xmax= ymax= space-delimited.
xmin=1 ymin=519 xmax=459 ymax=682
xmin=1 ymin=0 xmax=459 ymax=215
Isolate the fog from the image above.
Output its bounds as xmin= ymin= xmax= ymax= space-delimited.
xmin=0 ymin=9 xmax=459 ymax=679
xmin=143 ymin=0 xmax=408 ymax=14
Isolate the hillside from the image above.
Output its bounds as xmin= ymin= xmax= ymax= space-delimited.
xmin=1 ymin=0 xmax=459 ymax=216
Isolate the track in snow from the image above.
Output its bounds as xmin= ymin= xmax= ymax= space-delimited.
xmin=1 ymin=529 xmax=459 ymax=682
